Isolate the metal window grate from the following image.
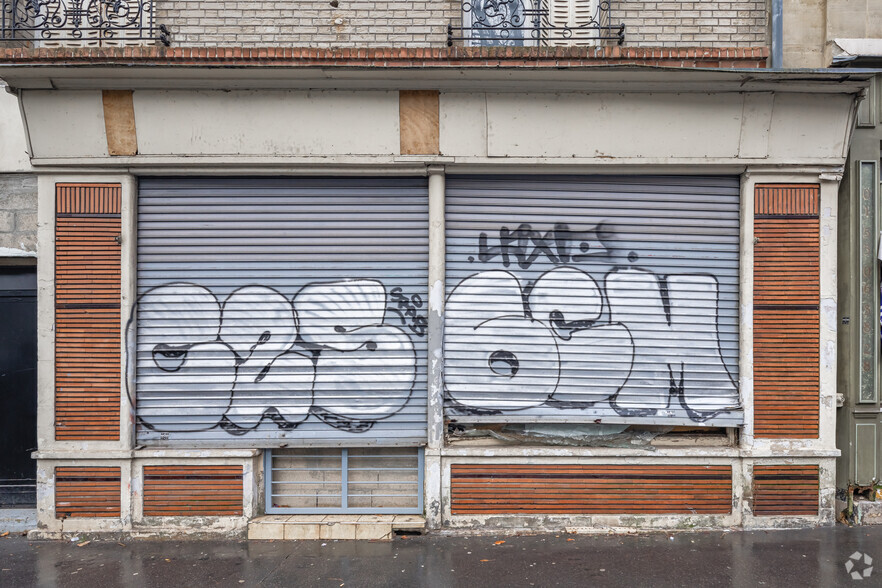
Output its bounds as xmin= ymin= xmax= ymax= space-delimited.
xmin=265 ymin=447 xmax=423 ymax=514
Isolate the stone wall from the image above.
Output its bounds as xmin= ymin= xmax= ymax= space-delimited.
xmin=0 ymin=174 xmax=37 ymax=256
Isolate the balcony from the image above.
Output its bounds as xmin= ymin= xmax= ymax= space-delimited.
xmin=448 ymin=0 xmax=624 ymax=47
xmin=0 ymin=0 xmax=169 ymax=46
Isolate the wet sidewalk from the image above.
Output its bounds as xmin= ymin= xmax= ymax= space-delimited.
xmin=1 ymin=525 xmax=881 ymax=587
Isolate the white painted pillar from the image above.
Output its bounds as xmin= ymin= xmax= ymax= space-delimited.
xmin=739 ymin=171 xmax=755 ymax=450
xmin=120 ymin=175 xmax=137 ymax=450
xmin=818 ymin=174 xmax=840 ymax=451
xmin=424 ymin=165 xmax=445 ymax=529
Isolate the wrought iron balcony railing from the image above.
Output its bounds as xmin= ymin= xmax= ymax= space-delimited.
xmin=1 ymin=0 xmax=169 ymax=45
xmin=448 ymin=0 xmax=624 ymax=47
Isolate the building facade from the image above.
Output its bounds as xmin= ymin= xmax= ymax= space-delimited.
xmin=781 ymin=0 xmax=882 ymax=521
xmin=0 ymin=78 xmax=37 ymax=531
xmin=0 ymin=0 xmax=871 ymax=537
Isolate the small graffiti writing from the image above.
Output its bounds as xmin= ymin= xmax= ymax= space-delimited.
xmin=473 ymin=223 xmax=609 ymax=269
xmin=386 ymin=287 xmax=427 ymax=337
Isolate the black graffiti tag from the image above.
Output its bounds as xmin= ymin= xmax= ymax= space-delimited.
xmin=473 ymin=223 xmax=608 ymax=269
xmin=387 ymin=287 xmax=427 ymax=337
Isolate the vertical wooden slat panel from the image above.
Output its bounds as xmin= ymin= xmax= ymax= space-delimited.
xmin=450 ymin=465 xmax=733 ymax=515
xmin=55 ymin=184 xmax=122 ymax=441
xmin=55 ymin=467 xmax=121 ymax=518
xmin=753 ymin=184 xmax=820 ymax=439
xmin=143 ymin=465 xmax=244 ymax=516
xmin=752 ymin=464 xmax=819 ymax=515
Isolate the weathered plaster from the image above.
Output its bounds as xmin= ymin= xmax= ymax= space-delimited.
xmin=0 ymin=83 xmax=31 ymax=172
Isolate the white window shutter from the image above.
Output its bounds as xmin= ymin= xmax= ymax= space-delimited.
xmin=541 ymin=0 xmax=600 ymax=46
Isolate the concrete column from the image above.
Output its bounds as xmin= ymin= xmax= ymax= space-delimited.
xmin=739 ymin=172 xmax=755 ymax=450
xmin=120 ymin=175 xmax=137 ymax=450
xmin=35 ymin=175 xmax=56 ymax=453
xmin=424 ymin=165 xmax=445 ymax=529
xmin=818 ymin=175 xmax=840 ymax=451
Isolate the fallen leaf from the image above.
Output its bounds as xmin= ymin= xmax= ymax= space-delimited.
xmin=0 ymin=532 xmax=8 ymax=538
xmin=494 ymin=541 xmax=505 ymax=545
xmin=77 ymin=541 xmax=90 ymax=547
xmin=117 ymin=543 xmax=126 ymax=547
xmin=165 ymin=559 xmax=170 ymax=562
xmin=566 ymin=538 xmax=575 ymax=542
xmin=480 ymin=559 xmax=491 ymax=563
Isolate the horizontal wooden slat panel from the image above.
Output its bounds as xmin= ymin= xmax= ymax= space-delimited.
xmin=753 ymin=303 xmax=819 ymax=438
xmin=56 ymin=183 xmax=121 ymax=216
xmin=55 ymin=467 xmax=121 ymax=518
xmin=752 ymin=465 xmax=819 ymax=515
xmin=143 ymin=465 xmax=244 ymax=516
xmin=754 ymin=218 xmax=819 ymax=306
xmin=55 ymin=184 xmax=122 ymax=442
xmin=754 ymin=184 xmax=819 ymax=217
xmin=55 ymin=308 xmax=121 ymax=440
xmin=450 ymin=465 xmax=732 ymax=515
xmin=55 ymin=217 xmax=121 ymax=304
xmin=753 ymin=184 xmax=820 ymax=440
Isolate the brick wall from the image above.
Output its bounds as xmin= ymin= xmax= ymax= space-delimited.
xmin=152 ymin=0 xmax=767 ymax=48
xmin=0 ymin=174 xmax=37 ymax=255
xmin=619 ymin=1 xmax=767 ymax=48
xmin=158 ymin=0 xmax=459 ymax=48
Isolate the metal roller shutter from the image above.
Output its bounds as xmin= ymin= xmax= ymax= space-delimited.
xmin=134 ymin=177 xmax=429 ymax=446
xmin=445 ymin=175 xmax=742 ymax=427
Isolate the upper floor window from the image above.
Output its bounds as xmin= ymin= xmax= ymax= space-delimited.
xmin=0 ymin=0 xmax=168 ymax=46
xmin=449 ymin=0 xmax=624 ymax=47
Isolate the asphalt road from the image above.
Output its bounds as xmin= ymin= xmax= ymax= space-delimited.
xmin=1 ymin=525 xmax=881 ymax=587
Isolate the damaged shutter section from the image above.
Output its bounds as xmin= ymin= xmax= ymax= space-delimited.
xmin=445 ymin=176 xmax=742 ymax=427
xmin=134 ymin=178 xmax=429 ymax=446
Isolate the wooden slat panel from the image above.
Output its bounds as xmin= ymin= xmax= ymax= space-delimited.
xmin=55 ymin=184 xmax=122 ymax=441
xmin=752 ymin=465 xmax=819 ymax=515
xmin=754 ymin=218 xmax=819 ymax=306
xmin=753 ymin=184 xmax=820 ymax=440
xmin=143 ymin=465 xmax=244 ymax=516
xmin=55 ymin=467 xmax=121 ymax=518
xmin=56 ymin=184 xmax=121 ymax=216
xmin=56 ymin=218 xmax=121 ymax=305
xmin=450 ymin=465 xmax=732 ymax=515
xmin=754 ymin=309 xmax=819 ymax=438
xmin=754 ymin=184 xmax=819 ymax=216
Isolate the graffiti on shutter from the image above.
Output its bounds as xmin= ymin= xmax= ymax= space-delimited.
xmin=132 ymin=279 xmax=419 ymax=434
xmin=133 ymin=177 xmax=429 ymax=444
xmin=445 ymin=176 xmax=742 ymax=427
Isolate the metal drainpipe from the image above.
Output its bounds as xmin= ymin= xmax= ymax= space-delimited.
xmin=771 ymin=0 xmax=783 ymax=68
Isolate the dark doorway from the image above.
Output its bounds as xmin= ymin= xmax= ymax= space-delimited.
xmin=0 ymin=265 xmax=37 ymax=507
